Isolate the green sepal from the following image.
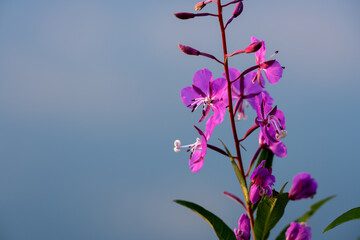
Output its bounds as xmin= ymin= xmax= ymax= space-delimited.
xmin=254 ymin=192 xmax=289 ymax=240
xmin=173 ymin=200 xmax=236 ymax=240
xmin=323 ymin=206 xmax=360 ymax=233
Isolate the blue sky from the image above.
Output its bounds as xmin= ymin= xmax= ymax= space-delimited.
xmin=0 ymin=0 xmax=359 ymax=239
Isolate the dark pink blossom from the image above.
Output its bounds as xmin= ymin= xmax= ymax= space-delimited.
xmin=224 ymin=68 xmax=263 ymax=120
xmin=289 ymin=173 xmax=318 ymax=200
xmin=234 ymin=214 xmax=251 ymax=240
xmin=251 ymin=36 xmax=283 ymax=87
xmin=174 ymin=126 xmax=208 ymax=173
xmin=285 ymin=222 xmax=311 ymax=240
xmin=230 ymin=68 xmax=272 ymax=120
xmin=254 ymin=92 xmax=287 ymax=145
xmin=181 ymin=69 xmax=227 ymax=138
xmin=250 ymin=160 xmax=275 ymax=204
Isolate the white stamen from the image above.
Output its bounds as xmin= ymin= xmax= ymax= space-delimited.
xmin=173 ymin=138 xmax=201 ymax=153
xmin=268 ymin=115 xmax=287 ymax=140
xmin=236 ymin=112 xmax=247 ymax=121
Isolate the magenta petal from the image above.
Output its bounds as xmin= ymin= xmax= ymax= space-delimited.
xmin=211 ymin=77 xmax=227 ymax=99
xmin=199 ymin=105 xmax=211 ymax=122
xmin=181 ymin=86 xmax=200 ymax=108
xmin=193 ymin=68 xmax=213 ymax=96
xmin=243 ymin=71 xmax=262 ymax=95
xmin=204 ymin=103 xmax=226 ymax=139
xmin=250 ymin=185 xmax=260 ymax=204
xmin=274 ymin=109 xmax=286 ymax=128
xmin=205 ymin=115 xmax=216 ymax=139
xmin=269 ymin=140 xmax=287 ymax=158
xmin=263 ymin=60 xmax=283 ymax=84
xmin=189 ymin=151 xmax=204 ymax=173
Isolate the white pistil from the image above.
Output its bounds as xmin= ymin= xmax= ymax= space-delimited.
xmin=173 ymin=138 xmax=201 ymax=153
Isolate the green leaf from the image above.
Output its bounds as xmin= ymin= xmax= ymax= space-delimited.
xmin=254 ymin=192 xmax=289 ymax=240
xmin=174 ymin=200 xmax=236 ymax=240
xmin=275 ymin=195 xmax=336 ymax=240
xmin=323 ymin=207 xmax=360 ymax=233
xmin=255 ymin=149 xmax=274 ymax=169
xmin=297 ymin=195 xmax=336 ymax=222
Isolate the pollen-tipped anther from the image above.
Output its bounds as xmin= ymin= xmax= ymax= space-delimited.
xmin=174 ymin=140 xmax=181 ymax=152
xmin=275 ymin=130 xmax=287 ymax=140
xmin=194 ymin=2 xmax=206 ymax=11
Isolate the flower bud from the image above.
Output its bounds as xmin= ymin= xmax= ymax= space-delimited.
xmin=194 ymin=2 xmax=206 ymax=11
xmin=174 ymin=12 xmax=195 ymax=20
xmin=289 ymin=173 xmax=317 ymax=200
xmin=233 ymin=2 xmax=244 ymax=18
xmin=245 ymin=41 xmax=262 ymax=53
xmin=234 ymin=214 xmax=250 ymax=240
xmin=178 ymin=44 xmax=200 ymax=56
xmin=285 ymin=222 xmax=311 ymax=240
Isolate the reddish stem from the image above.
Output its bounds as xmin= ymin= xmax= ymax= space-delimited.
xmin=216 ymin=1 xmax=256 ymax=238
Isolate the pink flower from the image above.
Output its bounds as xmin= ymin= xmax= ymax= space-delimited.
xmin=250 ymin=160 xmax=275 ymax=204
xmin=285 ymin=222 xmax=311 ymax=240
xmin=234 ymin=214 xmax=251 ymax=240
xmin=251 ymin=36 xmax=283 ymax=87
xmin=181 ymin=68 xmax=227 ymax=138
xmin=289 ymin=173 xmax=318 ymax=200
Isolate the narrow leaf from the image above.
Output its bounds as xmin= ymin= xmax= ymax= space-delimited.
xmin=255 ymin=192 xmax=289 ymax=240
xmin=174 ymin=200 xmax=236 ymax=240
xmin=323 ymin=207 xmax=360 ymax=233
xmin=297 ymin=195 xmax=336 ymax=222
xmin=275 ymin=195 xmax=336 ymax=240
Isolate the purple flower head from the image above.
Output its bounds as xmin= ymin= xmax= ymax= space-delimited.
xmin=251 ymin=36 xmax=283 ymax=87
xmin=285 ymin=222 xmax=311 ymax=240
xmin=289 ymin=173 xmax=318 ymax=201
xmin=234 ymin=214 xmax=251 ymax=240
xmin=174 ymin=126 xmax=208 ymax=173
xmin=255 ymin=92 xmax=287 ymax=145
xmin=259 ymin=131 xmax=287 ymax=158
xmin=181 ymin=69 xmax=227 ymax=138
xmin=250 ymin=160 xmax=275 ymax=204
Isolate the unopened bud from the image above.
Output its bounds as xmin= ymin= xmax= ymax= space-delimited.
xmin=233 ymin=2 xmax=244 ymax=18
xmin=174 ymin=12 xmax=195 ymax=20
xmin=194 ymin=2 xmax=206 ymax=11
xmin=245 ymin=41 xmax=262 ymax=53
xmin=178 ymin=44 xmax=200 ymax=56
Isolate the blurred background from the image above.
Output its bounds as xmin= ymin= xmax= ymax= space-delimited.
xmin=0 ymin=0 xmax=359 ymax=239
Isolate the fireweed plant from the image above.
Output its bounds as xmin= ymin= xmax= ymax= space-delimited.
xmin=172 ymin=1 xmax=360 ymax=240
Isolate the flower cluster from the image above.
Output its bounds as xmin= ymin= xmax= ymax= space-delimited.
xmin=175 ymin=37 xmax=288 ymax=172
xmin=172 ymin=2 xmax=322 ymax=239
